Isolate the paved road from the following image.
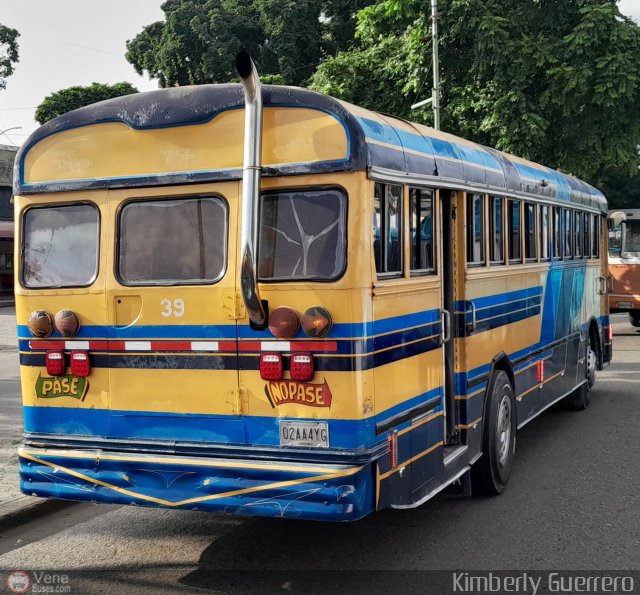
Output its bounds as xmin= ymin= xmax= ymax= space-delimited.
xmin=0 ymin=314 xmax=638 ymax=593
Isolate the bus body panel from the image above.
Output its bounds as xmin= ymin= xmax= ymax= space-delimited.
xmin=14 ymin=85 xmax=610 ymax=521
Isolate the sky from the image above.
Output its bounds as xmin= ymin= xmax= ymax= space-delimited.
xmin=0 ymin=0 xmax=164 ymax=146
xmin=0 ymin=0 xmax=639 ymax=147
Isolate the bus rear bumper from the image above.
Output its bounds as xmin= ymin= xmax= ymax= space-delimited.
xmin=18 ymin=446 xmax=374 ymax=522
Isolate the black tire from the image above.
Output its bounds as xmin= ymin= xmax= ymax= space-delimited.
xmin=563 ymin=342 xmax=596 ymax=410
xmin=630 ymin=313 xmax=640 ymax=328
xmin=471 ymin=370 xmax=516 ymax=495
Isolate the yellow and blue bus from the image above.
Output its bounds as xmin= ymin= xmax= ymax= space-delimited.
xmin=14 ymin=54 xmax=611 ymax=521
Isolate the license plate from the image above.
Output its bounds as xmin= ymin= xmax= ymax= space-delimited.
xmin=279 ymin=420 xmax=329 ymax=448
xmin=618 ymin=302 xmax=633 ymax=309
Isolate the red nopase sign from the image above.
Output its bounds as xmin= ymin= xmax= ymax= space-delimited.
xmin=265 ymin=379 xmax=333 ymax=408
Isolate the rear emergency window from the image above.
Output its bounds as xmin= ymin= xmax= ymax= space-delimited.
xmin=258 ymin=188 xmax=346 ymax=281
xmin=22 ymin=204 xmax=99 ymax=288
xmin=118 ymin=197 xmax=227 ymax=284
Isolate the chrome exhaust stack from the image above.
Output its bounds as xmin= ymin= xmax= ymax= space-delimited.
xmin=236 ymin=51 xmax=267 ymax=328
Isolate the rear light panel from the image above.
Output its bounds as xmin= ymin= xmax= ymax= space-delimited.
xmin=70 ymin=351 xmax=90 ymax=377
xmin=260 ymin=353 xmax=283 ymax=380
xmin=45 ymin=350 xmax=65 ymax=376
xmin=290 ymin=352 xmax=314 ymax=382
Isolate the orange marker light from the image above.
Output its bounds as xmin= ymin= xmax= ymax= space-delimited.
xmin=301 ymin=306 xmax=333 ymax=338
xmin=28 ymin=310 xmax=54 ymax=338
xmin=54 ymin=310 xmax=80 ymax=337
xmin=268 ymin=307 xmax=300 ymax=339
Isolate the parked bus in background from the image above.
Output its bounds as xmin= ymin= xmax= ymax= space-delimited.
xmin=13 ymin=53 xmax=611 ymax=521
xmin=608 ymin=209 xmax=640 ymax=327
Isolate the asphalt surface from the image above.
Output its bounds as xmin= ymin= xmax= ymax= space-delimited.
xmin=0 ymin=314 xmax=638 ymax=594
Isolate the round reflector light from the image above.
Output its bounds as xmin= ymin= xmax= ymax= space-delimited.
xmin=27 ymin=310 xmax=54 ymax=338
xmin=54 ymin=310 xmax=80 ymax=337
xmin=268 ymin=307 xmax=300 ymax=339
xmin=301 ymin=306 xmax=333 ymax=338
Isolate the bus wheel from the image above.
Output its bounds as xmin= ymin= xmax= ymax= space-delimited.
xmin=563 ymin=344 xmax=596 ymax=410
xmin=471 ymin=370 xmax=516 ymax=495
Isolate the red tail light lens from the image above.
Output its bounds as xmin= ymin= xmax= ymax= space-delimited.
xmin=45 ymin=350 xmax=65 ymax=376
xmin=70 ymin=351 xmax=90 ymax=377
xmin=290 ymin=352 xmax=314 ymax=382
xmin=260 ymin=353 xmax=283 ymax=380
xmin=608 ymin=325 xmax=613 ymax=341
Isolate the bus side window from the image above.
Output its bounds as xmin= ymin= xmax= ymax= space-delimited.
xmin=489 ymin=196 xmax=504 ymax=264
xmin=552 ymin=207 xmax=562 ymax=260
xmin=409 ymin=187 xmax=435 ymax=274
xmin=592 ymin=215 xmax=601 ymax=258
xmin=374 ymin=183 xmax=403 ymax=277
xmin=466 ymin=193 xmax=485 ymax=266
xmin=574 ymin=211 xmax=582 ymax=258
xmin=540 ymin=205 xmax=550 ymax=261
xmin=524 ymin=202 xmax=536 ymax=261
xmin=508 ymin=199 xmax=521 ymax=263
xmin=564 ymin=208 xmax=573 ymax=259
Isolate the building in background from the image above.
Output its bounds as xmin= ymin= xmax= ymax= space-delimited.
xmin=0 ymin=145 xmax=17 ymax=295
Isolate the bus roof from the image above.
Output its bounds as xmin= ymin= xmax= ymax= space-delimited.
xmin=14 ymin=84 xmax=607 ymax=213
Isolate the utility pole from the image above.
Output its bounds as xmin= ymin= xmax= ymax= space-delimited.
xmin=431 ymin=0 xmax=441 ymax=130
xmin=411 ymin=0 xmax=441 ymax=130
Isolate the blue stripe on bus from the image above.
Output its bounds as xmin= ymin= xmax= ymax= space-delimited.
xmin=23 ymin=388 xmax=443 ymax=449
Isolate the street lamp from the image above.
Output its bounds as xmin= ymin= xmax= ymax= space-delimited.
xmin=0 ymin=126 xmax=22 ymax=146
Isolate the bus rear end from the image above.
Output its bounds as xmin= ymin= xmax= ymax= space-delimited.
xmin=15 ymin=74 xmax=378 ymax=521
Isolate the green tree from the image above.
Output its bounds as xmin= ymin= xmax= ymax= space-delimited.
xmin=0 ymin=23 xmax=19 ymax=90
xmin=310 ymin=0 xmax=640 ymax=185
xmin=125 ymin=0 xmax=376 ymax=87
xmin=35 ymin=82 xmax=139 ymax=124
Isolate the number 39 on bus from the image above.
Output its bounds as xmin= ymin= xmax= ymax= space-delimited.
xmin=14 ymin=53 xmax=611 ymax=521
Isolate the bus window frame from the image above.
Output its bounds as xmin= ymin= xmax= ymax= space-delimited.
xmin=21 ymin=201 xmax=101 ymax=290
xmin=115 ymin=194 xmax=229 ymax=287
xmin=563 ymin=208 xmax=573 ymax=260
xmin=408 ymin=186 xmax=437 ymax=277
xmin=539 ymin=204 xmax=550 ymax=262
xmin=524 ymin=202 xmax=537 ymax=262
xmin=507 ymin=198 xmax=522 ymax=264
xmin=466 ymin=192 xmax=486 ymax=268
xmin=375 ymin=182 xmax=404 ymax=279
xmin=489 ymin=195 xmax=505 ymax=265
xmin=258 ymin=185 xmax=349 ymax=283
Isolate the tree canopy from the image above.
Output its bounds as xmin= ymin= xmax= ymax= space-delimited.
xmin=0 ymin=23 xmax=19 ymax=90
xmin=35 ymin=82 xmax=139 ymax=124
xmin=310 ymin=0 xmax=640 ymax=185
xmin=125 ymin=0 xmax=376 ymax=87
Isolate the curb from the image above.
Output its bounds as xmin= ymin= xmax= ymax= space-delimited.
xmin=0 ymin=496 xmax=77 ymax=532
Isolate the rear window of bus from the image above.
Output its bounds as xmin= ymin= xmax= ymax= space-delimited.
xmin=258 ymin=188 xmax=346 ymax=281
xmin=22 ymin=203 xmax=99 ymax=288
xmin=118 ymin=197 xmax=227 ymax=285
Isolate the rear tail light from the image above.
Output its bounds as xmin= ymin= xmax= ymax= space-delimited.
xmin=260 ymin=353 xmax=283 ymax=380
xmin=70 ymin=351 xmax=90 ymax=377
xmin=45 ymin=350 xmax=65 ymax=376
xmin=290 ymin=353 xmax=314 ymax=382
xmin=608 ymin=325 xmax=613 ymax=341
xmin=387 ymin=430 xmax=398 ymax=470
